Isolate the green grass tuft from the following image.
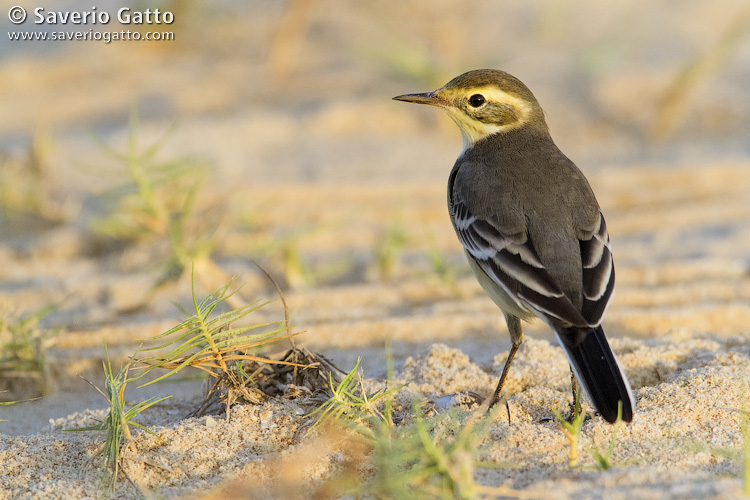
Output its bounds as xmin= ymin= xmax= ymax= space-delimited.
xmin=135 ymin=269 xmax=303 ymax=418
xmin=88 ymin=107 xmax=222 ymax=290
xmin=374 ymin=219 xmax=408 ymax=281
xmin=588 ymin=402 xmax=624 ymax=470
xmin=0 ymin=305 xmax=58 ymax=399
xmin=553 ymin=390 xmax=586 ymax=468
xmin=67 ymin=345 xmax=170 ymax=490
xmin=307 ymin=351 xmax=498 ymax=499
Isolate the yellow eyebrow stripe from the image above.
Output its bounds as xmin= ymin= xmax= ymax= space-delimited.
xmin=439 ymin=86 xmax=532 ymax=152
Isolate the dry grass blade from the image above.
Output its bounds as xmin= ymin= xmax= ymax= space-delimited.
xmin=649 ymin=6 xmax=750 ymax=139
xmin=0 ymin=392 xmax=40 ymax=422
xmin=188 ymin=347 xmax=346 ymax=419
xmin=250 ymin=260 xmax=293 ymax=346
xmin=266 ymin=0 xmax=318 ymax=84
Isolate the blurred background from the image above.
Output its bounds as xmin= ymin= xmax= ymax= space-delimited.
xmin=1 ymin=0 xmax=750 ymax=432
xmin=2 ymin=0 xmax=749 ymax=174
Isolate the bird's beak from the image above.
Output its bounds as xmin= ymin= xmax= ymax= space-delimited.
xmin=392 ymin=91 xmax=444 ymax=107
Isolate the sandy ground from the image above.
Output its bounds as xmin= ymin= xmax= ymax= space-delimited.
xmin=2 ymin=1 xmax=750 ymax=498
xmin=3 ymin=331 xmax=750 ymax=499
xmin=2 ymin=163 xmax=750 ymax=499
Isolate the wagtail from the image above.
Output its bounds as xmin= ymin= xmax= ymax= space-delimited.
xmin=394 ymin=69 xmax=634 ymax=423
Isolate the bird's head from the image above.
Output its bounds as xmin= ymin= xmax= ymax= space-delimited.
xmin=393 ymin=69 xmax=548 ymax=151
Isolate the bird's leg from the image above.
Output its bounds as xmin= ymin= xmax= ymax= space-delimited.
xmin=569 ymin=368 xmax=582 ymax=423
xmin=487 ymin=315 xmax=524 ymax=415
xmin=487 ymin=342 xmax=520 ymax=410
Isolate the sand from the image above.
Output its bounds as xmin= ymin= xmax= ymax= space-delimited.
xmin=2 ymin=332 xmax=750 ymax=499
xmin=3 ymin=1 xmax=750 ymax=498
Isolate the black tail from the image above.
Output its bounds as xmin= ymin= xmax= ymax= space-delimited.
xmin=555 ymin=326 xmax=634 ymax=423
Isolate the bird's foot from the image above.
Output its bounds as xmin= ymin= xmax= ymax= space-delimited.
xmin=486 ymin=396 xmax=512 ymax=424
xmin=537 ymin=406 xmax=592 ymax=425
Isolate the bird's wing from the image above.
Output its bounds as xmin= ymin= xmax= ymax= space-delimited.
xmin=578 ymin=212 xmax=615 ymax=325
xmin=452 ymin=199 xmax=590 ymax=328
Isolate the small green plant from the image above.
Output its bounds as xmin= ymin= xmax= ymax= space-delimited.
xmin=649 ymin=6 xmax=750 ymax=139
xmin=372 ymin=405 xmax=492 ymax=500
xmin=740 ymin=407 xmax=750 ymax=497
xmin=724 ymin=376 xmax=750 ymax=495
xmin=374 ymin=220 xmax=408 ymax=281
xmin=308 ymin=352 xmax=495 ymax=499
xmin=68 ymin=346 xmax=170 ymax=490
xmin=249 ymin=224 xmax=351 ymax=290
xmin=0 ymin=128 xmax=67 ymax=223
xmin=553 ymin=391 xmax=586 ymax=467
xmin=680 ymin=413 xmax=750 ymax=494
xmin=422 ymin=235 xmax=463 ymax=297
xmin=425 ymin=246 xmax=456 ymax=284
xmin=276 ymin=234 xmax=314 ymax=289
xmin=308 ymin=358 xmax=401 ymax=435
xmin=89 ymin=107 xmax=222 ymax=288
xmin=0 ymin=305 xmax=58 ymax=399
xmin=588 ymin=403 xmax=624 ymax=470
xmin=135 ymin=271 xmax=303 ymax=418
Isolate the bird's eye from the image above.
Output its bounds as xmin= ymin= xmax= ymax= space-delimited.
xmin=468 ymin=94 xmax=486 ymax=107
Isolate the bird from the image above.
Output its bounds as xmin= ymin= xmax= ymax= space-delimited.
xmin=393 ymin=69 xmax=634 ymax=423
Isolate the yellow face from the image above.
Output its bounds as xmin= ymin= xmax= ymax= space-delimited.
xmin=435 ymin=85 xmax=533 ymax=151
xmin=394 ymin=83 xmax=534 ymax=152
